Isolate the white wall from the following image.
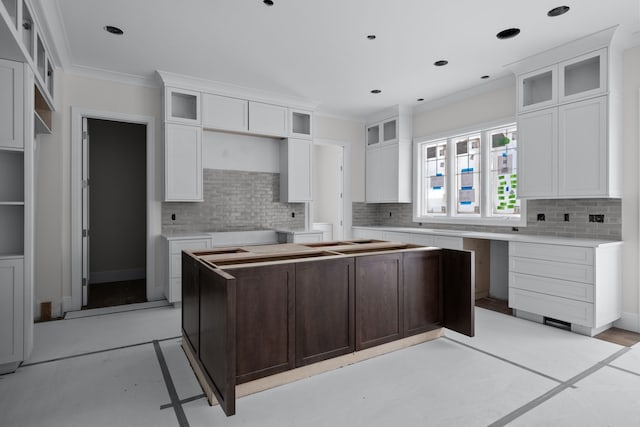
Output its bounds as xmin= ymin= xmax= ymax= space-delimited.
xmin=314 ymin=114 xmax=365 ymax=202
xmin=620 ymin=45 xmax=640 ymax=330
xmin=34 ymin=72 xmax=162 ymax=316
xmin=313 ymin=144 xmax=342 ymax=239
xmin=413 ymin=83 xmax=516 ymax=139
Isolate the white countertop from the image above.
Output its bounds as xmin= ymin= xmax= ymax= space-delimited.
xmin=352 ymin=226 xmax=622 ymax=247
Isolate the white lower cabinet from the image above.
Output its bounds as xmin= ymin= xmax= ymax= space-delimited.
xmin=352 ymin=228 xmax=384 ymax=240
xmin=508 ymin=241 xmax=622 ymax=336
xmin=165 ymin=123 xmax=202 ymax=202
xmin=165 ymin=237 xmax=212 ymax=303
xmin=0 ymin=257 xmax=24 ymax=372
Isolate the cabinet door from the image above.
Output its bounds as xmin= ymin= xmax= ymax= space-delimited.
xmin=281 ymin=138 xmax=312 ymax=202
xmin=558 ymin=96 xmax=607 ymax=197
xmin=517 ymin=108 xmax=558 ymax=198
xmin=289 ymin=109 xmax=313 ymax=139
xmin=403 ymin=251 xmax=442 ymax=336
xmin=248 ymin=101 xmax=287 ymax=137
xmin=518 ymin=65 xmax=557 ymax=113
xmin=0 ymin=59 xmax=23 ymax=149
xmin=0 ymin=258 xmax=23 ymax=365
xmin=382 ymin=118 xmax=398 ymax=143
xmin=366 ymin=144 xmax=398 ymax=202
xmin=295 ymin=258 xmax=354 ymax=367
xmin=165 ymin=123 xmax=203 ymax=201
xmin=233 ymin=264 xmax=295 ymax=383
xmin=366 ymin=123 xmax=380 ymax=146
xmin=181 ymin=252 xmax=200 ymax=354
xmin=355 ymin=253 xmax=403 ymax=350
xmin=559 ymin=49 xmax=607 ymax=104
xmin=165 ymin=87 xmax=200 ymax=125
xmin=202 ymin=93 xmax=248 ymax=132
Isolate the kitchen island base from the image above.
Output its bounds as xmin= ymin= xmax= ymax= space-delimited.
xmin=182 ymin=327 xmax=443 ymax=409
xmin=182 ymin=240 xmax=474 ymax=415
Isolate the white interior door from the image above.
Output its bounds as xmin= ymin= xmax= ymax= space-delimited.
xmin=81 ymin=118 xmax=90 ymax=306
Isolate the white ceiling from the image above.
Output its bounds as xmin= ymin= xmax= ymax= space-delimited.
xmin=39 ymin=0 xmax=640 ymax=119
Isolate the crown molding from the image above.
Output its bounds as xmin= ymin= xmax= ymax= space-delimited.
xmin=66 ymin=65 xmax=159 ymax=88
xmin=156 ymin=70 xmax=318 ymax=111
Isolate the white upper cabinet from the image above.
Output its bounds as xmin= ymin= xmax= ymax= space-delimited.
xmin=164 ymin=123 xmax=203 ymax=202
xmin=0 ymin=59 xmax=23 ymax=149
xmin=517 ymin=108 xmax=558 ymax=198
xmin=288 ymin=108 xmax=312 ymax=139
xmin=558 ymin=96 xmax=607 ymax=197
xmin=202 ymin=93 xmax=248 ymax=132
xmin=513 ymin=29 xmax=621 ymax=199
xmin=559 ymin=49 xmax=607 ymax=104
xmin=518 ymin=65 xmax=557 ymax=113
xmin=366 ymin=117 xmax=399 ymax=146
xmin=248 ymin=101 xmax=288 ymax=137
xmin=280 ymin=138 xmax=312 ymax=202
xmin=165 ymin=87 xmax=201 ymax=125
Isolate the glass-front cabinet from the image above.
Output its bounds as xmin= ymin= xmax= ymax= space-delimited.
xmin=165 ymin=87 xmax=201 ymax=125
xmin=518 ymin=49 xmax=607 ymax=112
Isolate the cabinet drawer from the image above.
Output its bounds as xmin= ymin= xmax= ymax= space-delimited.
xmin=170 ymin=239 xmax=211 ymax=255
xmin=411 ymin=234 xmax=435 ymax=246
xmin=510 ymin=242 xmax=593 ymax=265
xmin=382 ymin=231 xmax=412 ymax=243
xmin=510 ymin=257 xmax=593 ymax=284
xmin=509 ymin=288 xmax=593 ymax=327
xmin=509 ymin=272 xmax=594 ymax=303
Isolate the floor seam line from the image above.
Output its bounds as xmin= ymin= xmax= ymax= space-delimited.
xmin=606 ymin=364 xmax=640 ymax=377
xmin=160 ymin=393 xmax=207 ymax=410
xmin=21 ymin=335 xmax=181 ymax=368
xmin=487 ymin=347 xmax=631 ymax=427
xmin=443 ymin=336 xmax=567 ymax=385
xmin=153 ymin=340 xmax=190 ymax=427
xmin=63 ymin=303 xmax=172 ymax=320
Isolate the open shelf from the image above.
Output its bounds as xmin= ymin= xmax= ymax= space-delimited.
xmin=0 ymin=204 xmax=23 ymax=256
xmin=34 ymin=85 xmax=52 ymax=133
xmin=0 ymin=150 xmax=23 ymax=202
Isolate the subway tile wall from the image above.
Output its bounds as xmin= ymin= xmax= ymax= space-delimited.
xmin=162 ymin=169 xmax=305 ymax=233
xmin=353 ymin=198 xmax=621 ymax=240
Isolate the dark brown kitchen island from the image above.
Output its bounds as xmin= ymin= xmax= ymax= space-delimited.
xmin=181 ymin=240 xmax=474 ymax=416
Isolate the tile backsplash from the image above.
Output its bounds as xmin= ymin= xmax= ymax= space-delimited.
xmin=162 ymin=169 xmax=305 ymax=233
xmin=353 ymin=198 xmax=621 ymax=240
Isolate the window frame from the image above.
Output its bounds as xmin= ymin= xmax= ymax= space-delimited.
xmin=413 ymin=117 xmax=527 ymax=226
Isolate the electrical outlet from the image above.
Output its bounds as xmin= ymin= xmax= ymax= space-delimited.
xmin=537 ymin=213 xmax=545 ymax=221
xmin=389 ymin=211 xmax=392 ymax=217
xmin=291 ymin=212 xmax=295 ymax=218
xmin=512 ymin=227 xmax=519 ymax=232
xmin=564 ymin=213 xmax=570 ymax=222
xmin=589 ymin=214 xmax=604 ymax=223
xmin=171 ymin=213 xmax=176 ymax=221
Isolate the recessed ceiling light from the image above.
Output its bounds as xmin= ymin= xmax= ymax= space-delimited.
xmin=496 ymin=28 xmax=520 ymax=40
xmin=481 ymin=75 xmax=490 ymax=79
xmin=417 ymin=98 xmax=425 ymax=102
xmin=367 ymin=35 xmax=377 ymax=40
xmin=547 ymin=6 xmax=570 ymax=17
xmin=263 ymin=0 xmax=274 ymax=5
xmin=371 ymin=89 xmax=382 ymax=94
xmin=434 ymin=60 xmax=448 ymax=67
xmin=104 ymin=25 xmax=123 ymax=35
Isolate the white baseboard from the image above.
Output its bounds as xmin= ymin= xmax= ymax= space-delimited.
xmin=90 ymin=268 xmax=145 ymax=284
xmin=61 ymin=296 xmax=73 ymax=316
xmin=614 ymin=312 xmax=640 ymax=333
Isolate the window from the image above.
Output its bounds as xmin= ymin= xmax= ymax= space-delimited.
xmin=414 ymin=121 xmax=524 ymax=225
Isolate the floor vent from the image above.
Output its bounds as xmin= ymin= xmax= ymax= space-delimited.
xmin=543 ymin=316 xmax=571 ymax=331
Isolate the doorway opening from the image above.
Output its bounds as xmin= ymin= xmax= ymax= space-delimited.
xmin=82 ymin=118 xmax=147 ymax=309
xmin=312 ymin=143 xmax=345 ymax=240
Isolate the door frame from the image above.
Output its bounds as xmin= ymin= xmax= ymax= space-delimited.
xmin=312 ymin=138 xmax=352 ymax=240
xmin=70 ymin=107 xmax=159 ymax=311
